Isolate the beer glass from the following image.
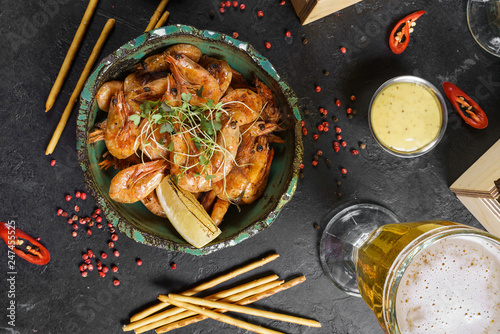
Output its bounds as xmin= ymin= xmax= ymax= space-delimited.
xmin=467 ymin=0 xmax=500 ymax=57
xmin=320 ymin=203 xmax=500 ymax=333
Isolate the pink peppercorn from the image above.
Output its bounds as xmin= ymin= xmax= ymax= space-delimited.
xmin=86 ymin=229 xmax=92 ymax=236
xmin=68 ymin=219 xmax=73 ymax=224
xmin=232 ymin=32 xmax=239 ymax=39
xmin=341 ymin=141 xmax=347 ymax=147
xmin=57 ymin=208 xmax=63 ymax=216
xmin=113 ymin=279 xmax=120 ymax=286
xmin=87 ymin=249 xmax=94 ymax=258
xmin=72 ymin=231 xmax=77 ymax=237
xmin=81 ymin=193 xmax=87 ymax=200
xmin=114 ymin=250 xmax=120 ymax=257
xmin=111 ymin=234 xmax=118 ymax=242
xmin=346 ymin=107 xmax=352 ymax=114
xmin=312 ymin=160 xmax=318 ymax=167
xmin=102 ymin=265 xmax=109 ymax=273
xmin=323 ymin=126 xmax=329 ymax=132
xmin=280 ymin=0 xmax=285 ymax=4
xmin=302 ymin=127 xmax=308 ymax=136
xmin=334 ymin=146 xmax=340 ymax=153
xmin=170 ymin=263 xmax=177 ymax=270
xmin=75 ymin=191 xmax=81 ymax=198
xmin=108 ymin=242 xmax=114 ymax=248
xmin=336 ymin=99 xmax=341 ymax=107
xmin=87 ymin=264 xmax=94 ymax=271
xmin=96 ymin=216 xmax=102 ymax=223
xmin=81 ymin=271 xmax=88 ymax=278
xmin=313 ymin=134 xmax=319 ymax=140
xmin=72 ymin=224 xmax=78 ymax=230
xmin=65 ymin=195 xmax=71 ymax=202
xmin=136 ymin=259 xmax=143 ymax=266
xmin=99 ymin=271 xmax=106 ymax=278
xmin=97 ymin=224 xmax=102 ymax=229
xmin=74 ymin=205 xmax=80 ymax=212
xmin=240 ymin=3 xmax=245 ymax=10
xmin=257 ymin=10 xmax=264 ymax=17
xmin=50 ymin=159 xmax=56 ymax=166
xmin=95 ymin=208 xmax=101 ymax=215
xmin=111 ymin=265 xmax=118 ymax=273
xmin=300 ymin=163 xmax=304 ymax=169
xmin=264 ymin=41 xmax=271 ymax=49
xmin=101 ymin=252 xmax=107 ymax=259
xmin=233 ymin=1 xmax=238 ymax=7
xmin=318 ymin=124 xmax=324 ymax=132
xmin=335 ymin=127 xmax=342 ymax=134
xmin=301 ymin=120 xmax=305 ymax=127
xmin=336 ymin=135 xmax=342 ymax=141
xmin=315 ymin=86 xmax=321 ymax=92
xmin=351 ymin=149 xmax=359 ymax=155
xmin=341 ymin=168 xmax=347 ymax=175
xmin=82 ymin=254 xmax=89 ymax=260
xmin=340 ymin=46 xmax=347 ymax=53
xmin=285 ymin=30 xmax=291 ymax=37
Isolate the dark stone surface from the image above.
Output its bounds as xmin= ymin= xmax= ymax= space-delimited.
xmin=0 ymin=0 xmax=498 ymax=333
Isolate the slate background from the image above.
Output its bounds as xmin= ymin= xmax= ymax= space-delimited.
xmin=0 ymin=0 xmax=499 ymax=333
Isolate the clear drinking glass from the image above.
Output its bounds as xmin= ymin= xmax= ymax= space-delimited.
xmin=467 ymin=0 xmax=500 ymax=57
xmin=320 ymin=203 xmax=500 ymax=333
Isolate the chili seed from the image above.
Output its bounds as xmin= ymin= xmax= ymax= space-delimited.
xmin=81 ymin=193 xmax=87 ymax=200
xmin=285 ymin=30 xmax=291 ymax=37
xmin=72 ymin=231 xmax=77 ymax=237
xmin=86 ymin=229 xmax=92 ymax=236
xmin=335 ymin=99 xmax=341 ymax=107
xmin=75 ymin=191 xmax=81 ymax=198
xmin=232 ymin=32 xmax=239 ymax=39
xmin=114 ymin=250 xmax=120 ymax=257
xmin=315 ymin=85 xmax=321 ymax=92
xmin=341 ymin=168 xmax=347 ymax=175
xmin=351 ymin=149 xmax=359 ymax=155
xmin=111 ymin=234 xmax=118 ymax=241
xmin=108 ymin=242 xmax=114 ymax=248
xmin=359 ymin=142 xmax=366 ymax=149
xmin=57 ymin=208 xmax=63 ymax=216
xmin=341 ymin=141 xmax=347 ymax=147
xmin=136 ymin=259 xmax=143 ymax=266
xmin=50 ymin=159 xmax=56 ymax=166
xmin=240 ymin=3 xmax=245 ymax=10
xmin=81 ymin=271 xmax=88 ymax=278
xmin=171 ymin=263 xmax=177 ymax=270
xmin=350 ymin=95 xmax=356 ymax=101
xmin=340 ymin=46 xmax=347 ymax=53
xmin=257 ymin=10 xmax=264 ymax=17
xmin=336 ymin=135 xmax=342 ymax=141
xmin=312 ymin=160 xmax=318 ymax=166
xmin=113 ymin=279 xmax=120 ymax=286
xmin=264 ymin=41 xmax=271 ymax=49
xmin=101 ymin=252 xmax=107 ymax=259
xmin=313 ymin=134 xmax=319 ymax=140
xmin=111 ymin=265 xmax=118 ymax=273
xmin=65 ymin=195 xmax=72 ymax=202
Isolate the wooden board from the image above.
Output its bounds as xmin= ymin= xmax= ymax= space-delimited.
xmin=456 ymin=195 xmax=500 ymax=238
xmin=291 ymin=0 xmax=362 ymax=25
xmin=450 ymin=139 xmax=500 ymax=197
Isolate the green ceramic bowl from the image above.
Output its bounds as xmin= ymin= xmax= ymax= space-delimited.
xmin=76 ymin=25 xmax=303 ymax=256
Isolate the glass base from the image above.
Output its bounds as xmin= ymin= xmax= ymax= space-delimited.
xmin=467 ymin=0 xmax=500 ymax=57
xmin=319 ymin=203 xmax=400 ymax=296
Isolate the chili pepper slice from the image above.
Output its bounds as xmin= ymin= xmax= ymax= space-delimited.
xmin=0 ymin=222 xmax=50 ymax=265
xmin=389 ymin=10 xmax=426 ymax=54
xmin=442 ymin=82 xmax=488 ymax=129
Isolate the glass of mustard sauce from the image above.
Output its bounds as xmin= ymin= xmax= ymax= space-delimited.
xmin=369 ymin=76 xmax=447 ymax=158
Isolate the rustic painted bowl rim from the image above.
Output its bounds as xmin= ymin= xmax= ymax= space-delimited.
xmin=76 ymin=24 xmax=303 ymax=256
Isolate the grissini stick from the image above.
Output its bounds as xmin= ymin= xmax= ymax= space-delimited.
xmin=159 ymin=296 xmax=284 ymax=334
xmin=45 ymin=18 xmax=115 ymax=155
xmin=154 ymin=11 xmax=170 ymax=29
xmin=123 ymin=274 xmax=279 ymax=332
xmin=156 ymin=276 xmax=306 ymax=333
xmin=129 ymin=253 xmax=279 ymax=322
xmin=145 ymin=0 xmax=169 ymax=32
xmin=45 ymin=0 xmax=99 ymax=112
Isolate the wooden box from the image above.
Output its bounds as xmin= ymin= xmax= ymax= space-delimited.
xmin=291 ymin=0 xmax=363 ymax=25
xmin=450 ymin=139 xmax=500 ymax=237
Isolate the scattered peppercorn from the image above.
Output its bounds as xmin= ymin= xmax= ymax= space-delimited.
xmin=336 ymin=135 xmax=342 ymax=141
xmin=209 ymin=9 xmax=215 ymax=17
xmin=75 ymin=191 xmax=81 ymax=198
xmin=110 ymin=227 xmax=116 ymax=233
xmin=65 ymin=195 xmax=72 ymax=202
xmin=225 ymin=1 xmax=231 ymax=6
xmin=114 ymin=279 xmax=121 ymax=287
xmin=285 ymin=30 xmax=291 ymax=37
xmin=232 ymin=0 xmax=238 ymax=7
xmin=232 ymin=32 xmax=239 ymax=39
xmin=102 ymin=265 xmax=109 ymax=273
xmin=264 ymin=41 xmax=271 ymax=49
xmin=81 ymin=193 xmax=87 ymax=200
xmin=111 ymin=265 xmax=118 ymax=272
xmin=325 ymin=158 xmax=332 ymax=167
xmin=333 ymin=146 xmax=340 ymax=153
xmin=96 ymin=216 xmax=102 ymax=223
xmin=108 ymin=241 xmax=114 ymax=248
xmin=313 ymin=155 xmax=319 ymax=161
xmin=86 ymin=229 xmax=92 ymax=236
xmin=81 ymin=271 xmax=88 ymax=277
xmin=72 ymin=231 xmax=77 ymax=237
xmin=170 ymin=262 xmax=177 ymax=270
xmin=341 ymin=141 xmax=347 ymax=147
xmin=341 ymin=168 xmax=347 ymax=175
xmin=87 ymin=249 xmax=94 ymax=258
xmin=346 ymin=108 xmax=352 ymax=114
xmin=299 ymin=172 xmax=304 ymax=178
xmin=302 ymin=127 xmax=308 ymax=136
xmin=300 ymin=163 xmax=304 ymax=169
xmin=97 ymin=223 xmax=102 ymax=229
xmin=239 ymin=3 xmax=245 ymax=10
xmin=73 ymin=224 xmax=78 ymax=230
xmin=335 ymin=127 xmax=341 ymax=134
xmin=257 ymin=10 xmax=264 ymax=17
xmin=136 ymin=259 xmax=143 ymax=266
xmin=94 ymin=208 xmax=101 ymax=215
xmin=99 ymin=271 xmax=106 ymax=278
xmin=315 ymin=85 xmax=321 ymax=92
xmin=318 ymin=124 xmax=324 ymax=132
xmin=101 ymin=252 xmax=107 ymax=259
xmin=57 ymin=208 xmax=63 ymax=216
xmin=280 ymin=0 xmax=285 ymax=5
xmin=316 ymin=150 xmax=323 ymax=156
xmin=335 ymin=99 xmax=341 ymax=107
xmin=347 ymin=114 xmax=353 ymax=119
xmin=113 ymin=250 xmax=120 ymax=257
xmin=337 ymin=192 xmax=342 ymax=198
xmin=351 ymin=149 xmax=359 ymax=155
xmin=82 ymin=253 xmax=89 ymax=260
xmin=350 ymin=95 xmax=356 ymax=101
xmin=313 ymin=223 xmax=320 ymax=230
xmin=313 ymin=134 xmax=319 ymax=140
xmin=323 ymin=70 xmax=329 ymax=76
xmin=332 ymin=116 xmax=338 ymax=123
xmin=352 ymin=109 xmax=357 ymax=115
xmin=340 ymin=46 xmax=347 ymax=53
xmin=304 ymin=109 xmax=310 ymax=115
xmin=111 ymin=234 xmax=118 ymax=241
xmin=359 ymin=142 xmax=366 ymax=149
xmin=50 ymin=159 xmax=56 ymax=166
xmin=337 ymin=180 xmax=342 ymax=186
xmin=312 ymin=160 xmax=318 ymax=167
xmin=302 ymin=38 xmax=308 ymax=45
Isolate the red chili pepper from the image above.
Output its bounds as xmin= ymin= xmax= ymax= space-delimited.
xmin=442 ymin=82 xmax=488 ymax=129
xmin=0 ymin=222 xmax=50 ymax=265
xmin=389 ymin=10 xmax=426 ymax=54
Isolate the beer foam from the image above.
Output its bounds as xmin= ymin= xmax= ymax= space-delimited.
xmin=395 ymin=234 xmax=500 ymax=333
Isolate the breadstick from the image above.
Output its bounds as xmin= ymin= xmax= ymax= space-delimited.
xmin=135 ymin=280 xmax=284 ymax=333
xmin=130 ymin=253 xmax=279 ymax=322
xmin=160 ymin=296 xmax=284 ymax=334
xmin=123 ymin=274 xmax=279 ymax=332
xmin=45 ymin=18 xmax=115 ymax=155
xmin=166 ymin=294 xmax=321 ymax=328
xmin=156 ymin=276 xmax=306 ymax=333
xmin=45 ymin=0 xmax=100 ymax=112
xmin=154 ymin=11 xmax=170 ymax=29
xmin=145 ymin=0 xmax=169 ymax=32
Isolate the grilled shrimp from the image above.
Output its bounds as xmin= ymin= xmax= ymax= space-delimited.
xmin=229 ymin=68 xmax=251 ymax=89
xmin=199 ymin=55 xmax=233 ymax=96
xmin=104 ymin=91 xmax=140 ymax=159
xmin=220 ymin=88 xmax=263 ymax=126
xmin=175 ymin=119 xmax=240 ymax=193
xmin=138 ymin=119 xmax=171 ymax=160
xmin=166 ymin=53 xmax=223 ymax=105
xmin=136 ymin=44 xmax=202 ymax=74
xmin=109 ymin=160 xmax=169 ymax=203
xmin=161 ymin=74 xmax=181 ymax=107
xmin=211 ymin=198 xmax=230 ymax=226
xmin=96 ymin=81 xmax=124 ymax=112
xmin=141 ymin=190 xmax=167 ymax=218
xmin=255 ymin=77 xmax=282 ymax=123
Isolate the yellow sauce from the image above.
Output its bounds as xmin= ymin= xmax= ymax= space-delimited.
xmin=370 ymin=82 xmax=442 ymax=153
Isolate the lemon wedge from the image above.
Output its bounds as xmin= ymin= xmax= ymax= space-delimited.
xmin=156 ymin=175 xmax=221 ymax=248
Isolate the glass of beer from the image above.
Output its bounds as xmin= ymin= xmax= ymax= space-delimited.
xmin=320 ymin=203 xmax=500 ymax=333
